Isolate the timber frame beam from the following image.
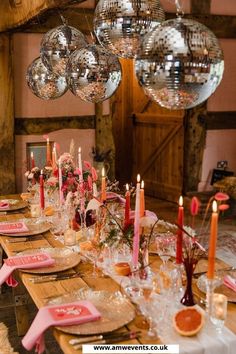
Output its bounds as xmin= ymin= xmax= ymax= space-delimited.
xmin=0 ymin=0 xmax=86 ymax=32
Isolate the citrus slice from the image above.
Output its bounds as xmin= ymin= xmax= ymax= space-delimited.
xmin=173 ymin=307 xmax=204 ymax=336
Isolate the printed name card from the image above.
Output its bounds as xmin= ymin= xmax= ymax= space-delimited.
xmin=49 ymin=301 xmax=101 ymax=323
xmin=5 ymin=254 xmax=51 ymax=267
xmin=0 ymin=222 xmax=29 ymax=233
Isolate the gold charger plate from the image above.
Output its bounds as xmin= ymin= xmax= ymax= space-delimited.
xmin=197 ymin=271 xmax=236 ymax=303
xmin=0 ymin=199 xmax=28 ymax=211
xmin=18 ymin=247 xmax=80 ymax=274
xmin=48 ymin=288 xmax=135 ymax=335
xmin=0 ymin=220 xmax=51 ymax=237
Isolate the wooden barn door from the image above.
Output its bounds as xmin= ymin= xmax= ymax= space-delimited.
xmin=113 ymin=60 xmax=184 ymax=202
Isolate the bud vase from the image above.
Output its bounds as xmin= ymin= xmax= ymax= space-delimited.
xmin=181 ymin=257 xmax=198 ymax=306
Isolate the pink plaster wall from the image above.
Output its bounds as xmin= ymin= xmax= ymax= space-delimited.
xmin=211 ymin=0 xmax=236 ymax=15
xmin=13 ymin=33 xmax=96 ymax=118
xmin=207 ymin=39 xmax=236 ymax=112
xmin=15 ymin=129 xmax=95 ymax=192
xmin=198 ymin=130 xmax=236 ymax=192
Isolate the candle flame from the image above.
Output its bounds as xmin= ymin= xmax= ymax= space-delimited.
xmin=47 ymin=138 xmax=49 ymax=143
xmin=31 ymin=152 xmax=34 ymax=158
xmin=40 ymin=169 xmax=43 ymax=174
xmin=137 ymin=174 xmax=141 ymax=183
xmin=126 ymin=183 xmax=129 ymax=191
xmin=78 ymin=147 xmax=81 ymax=153
xmin=141 ymin=180 xmax=144 ymax=189
xmin=212 ymin=200 xmax=218 ymax=213
xmin=53 ymin=146 xmax=56 ymax=152
xmin=179 ymin=195 xmax=183 ymax=207
xmin=102 ymin=167 xmax=105 ymax=177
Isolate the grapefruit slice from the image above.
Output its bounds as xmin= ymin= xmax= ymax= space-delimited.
xmin=173 ymin=307 xmax=204 ymax=336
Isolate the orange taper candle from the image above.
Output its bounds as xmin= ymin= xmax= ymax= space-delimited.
xmin=140 ymin=180 xmax=145 ymax=217
xmin=207 ymin=201 xmax=218 ymax=280
xmin=46 ymin=138 xmax=51 ymax=166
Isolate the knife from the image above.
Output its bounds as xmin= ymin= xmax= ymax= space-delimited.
xmin=29 ymin=272 xmax=81 ymax=283
xmin=69 ymin=331 xmax=141 ymax=345
xmin=193 ymin=266 xmax=236 ymax=278
xmin=72 ymin=332 xmax=140 ymax=350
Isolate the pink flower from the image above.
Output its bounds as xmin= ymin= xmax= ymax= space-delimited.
xmin=219 ymin=204 xmax=230 ymax=211
xmin=84 ymin=160 xmax=92 ymax=170
xmin=190 ymin=196 xmax=200 ymax=216
xmin=74 ymin=168 xmax=81 ymax=176
xmin=214 ymin=192 xmax=230 ymax=201
xmin=91 ymin=167 xmax=98 ymax=181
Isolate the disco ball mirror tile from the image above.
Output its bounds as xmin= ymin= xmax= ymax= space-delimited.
xmin=135 ymin=18 xmax=224 ymax=109
xmin=40 ymin=25 xmax=87 ymax=75
xmin=67 ymin=44 xmax=122 ymax=103
xmin=26 ymin=57 xmax=68 ymax=100
xmin=94 ymin=0 xmax=165 ymax=59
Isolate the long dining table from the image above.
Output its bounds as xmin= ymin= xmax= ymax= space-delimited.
xmin=0 ymin=195 xmax=236 ymax=354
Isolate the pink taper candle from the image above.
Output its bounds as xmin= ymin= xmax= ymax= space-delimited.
xmin=124 ymin=184 xmax=130 ymax=228
xmin=31 ymin=152 xmax=35 ymax=169
xmin=39 ymin=170 xmax=45 ymax=210
xmin=207 ymin=201 xmax=218 ymax=280
xmin=58 ymin=157 xmax=64 ymax=206
xmin=140 ymin=180 xmax=145 ymax=217
xmin=132 ymin=174 xmax=141 ymax=269
xmin=176 ymin=196 xmax=184 ymax=264
xmin=78 ymin=147 xmax=84 ymax=183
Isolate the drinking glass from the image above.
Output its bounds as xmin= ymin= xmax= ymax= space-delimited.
xmin=155 ymin=233 xmax=175 ymax=272
xmin=210 ymin=293 xmax=227 ymax=334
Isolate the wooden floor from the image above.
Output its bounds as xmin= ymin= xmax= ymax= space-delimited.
xmin=1 ymin=195 xmax=236 ymax=354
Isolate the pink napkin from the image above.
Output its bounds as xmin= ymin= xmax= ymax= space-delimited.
xmin=0 ymin=253 xmax=55 ymax=287
xmin=0 ymin=201 xmax=9 ymax=209
xmin=22 ymin=301 xmax=101 ymax=353
xmin=223 ymin=275 xmax=236 ymax=292
xmin=0 ymin=221 xmax=29 ymax=234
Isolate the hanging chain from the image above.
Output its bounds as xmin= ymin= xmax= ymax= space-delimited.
xmin=175 ymin=0 xmax=184 ymax=18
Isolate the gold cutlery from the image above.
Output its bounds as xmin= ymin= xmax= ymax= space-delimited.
xmin=29 ymin=272 xmax=81 ymax=283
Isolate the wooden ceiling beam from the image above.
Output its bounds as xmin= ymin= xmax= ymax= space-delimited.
xmin=18 ymin=7 xmax=94 ymax=35
xmin=191 ymin=0 xmax=211 ymax=14
xmin=165 ymin=13 xmax=236 ymax=39
xmin=0 ymin=0 xmax=86 ymax=32
xmin=14 ymin=7 xmax=236 ymax=39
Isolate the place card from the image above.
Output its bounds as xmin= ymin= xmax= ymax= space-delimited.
xmin=0 ymin=221 xmax=29 ymax=233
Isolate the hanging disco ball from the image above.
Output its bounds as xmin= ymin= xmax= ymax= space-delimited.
xmin=135 ymin=17 xmax=224 ymax=109
xmin=40 ymin=25 xmax=87 ymax=75
xmin=26 ymin=57 xmax=68 ymax=100
xmin=93 ymin=0 xmax=165 ymax=59
xmin=67 ymin=44 xmax=122 ymax=103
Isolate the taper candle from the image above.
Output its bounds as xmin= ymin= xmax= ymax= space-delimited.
xmin=58 ymin=157 xmax=64 ymax=206
xmin=101 ymin=167 xmax=106 ymax=202
xmin=39 ymin=170 xmax=45 ymax=210
xmin=132 ymin=174 xmax=141 ymax=268
xmin=52 ymin=147 xmax=57 ymax=172
xmin=207 ymin=201 xmax=218 ymax=280
xmin=140 ymin=180 xmax=145 ymax=217
xmin=31 ymin=152 xmax=35 ymax=169
xmin=46 ymin=138 xmax=51 ymax=166
xmin=176 ymin=195 xmax=184 ymax=264
xmin=124 ymin=184 xmax=131 ymax=228
xmin=78 ymin=147 xmax=83 ymax=183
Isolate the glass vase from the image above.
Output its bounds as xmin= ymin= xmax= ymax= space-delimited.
xmin=181 ymin=257 xmax=198 ymax=306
